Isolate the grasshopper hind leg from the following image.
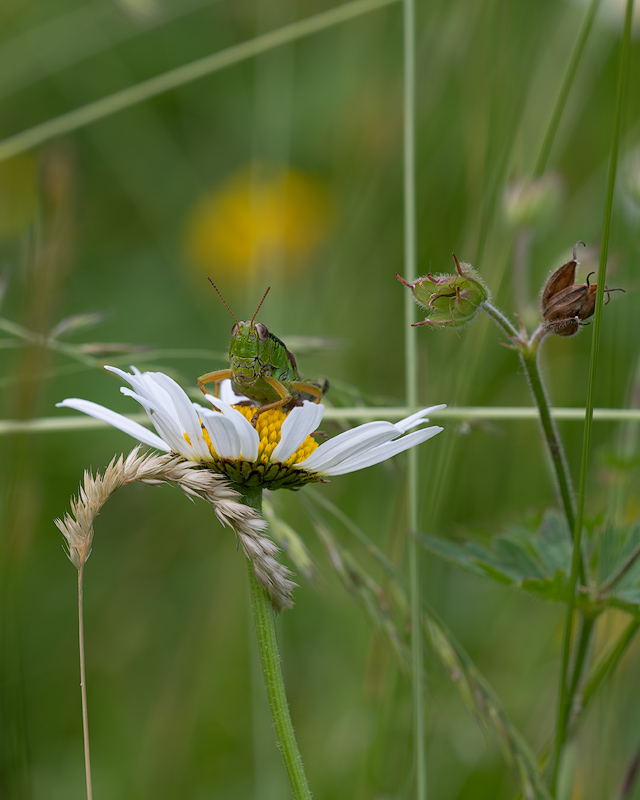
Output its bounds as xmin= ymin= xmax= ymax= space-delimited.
xmin=290 ymin=378 xmax=329 ymax=404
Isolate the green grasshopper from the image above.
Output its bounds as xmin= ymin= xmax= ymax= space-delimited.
xmin=198 ymin=281 xmax=328 ymax=423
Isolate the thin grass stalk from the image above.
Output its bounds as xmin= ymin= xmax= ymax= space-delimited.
xmin=402 ymin=0 xmax=425 ymax=796
xmin=551 ymin=1 xmax=635 ymax=792
xmin=0 ymin=0 xmax=399 ymax=164
xmin=77 ymin=564 xmax=93 ymax=800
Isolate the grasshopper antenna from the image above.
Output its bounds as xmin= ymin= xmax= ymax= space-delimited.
xmin=250 ymin=286 xmax=271 ymax=325
xmin=207 ymin=278 xmax=238 ymax=324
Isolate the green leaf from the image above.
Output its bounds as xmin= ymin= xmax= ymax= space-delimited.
xmin=418 ymin=511 xmax=572 ymax=605
xmin=420 ymin=511 xmax=640 ymax=619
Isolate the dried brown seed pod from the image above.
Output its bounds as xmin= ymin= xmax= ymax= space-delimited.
xmin=541 ymin=242 xmax=623 ymax=337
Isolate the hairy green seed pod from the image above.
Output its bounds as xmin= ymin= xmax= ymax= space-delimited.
xmin=396 ymin=254 xmax=490 ymax=329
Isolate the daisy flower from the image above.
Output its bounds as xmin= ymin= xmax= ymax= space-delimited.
xmin=57 ymin=367 xmax=445 ymax=489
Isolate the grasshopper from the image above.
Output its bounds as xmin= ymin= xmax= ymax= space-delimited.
xmin=198 ymin=281 xmax=328 ymax=423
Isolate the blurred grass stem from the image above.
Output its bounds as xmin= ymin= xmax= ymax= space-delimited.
xmin=578 ymin=619 xmax=640 ymax=723
xmin=552 ymin=0 xmax=635 ymax=793
xmin=533 ymin=0 xmax=602 ymax=177
xmin=77 ymin=564 xmax=93 ymax=800
xmin=238 ymin=486 xmax=312 ymax=800
xmin=0 ymin=0 xmax=399 ymax=164
xmin=4 ymin=408 xmax=640 ymax=438
xmin=402 ymin=0 xmax=426 ymax=795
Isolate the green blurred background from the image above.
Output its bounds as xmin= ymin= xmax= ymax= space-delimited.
xmin=1 ymin=0 xmax=640 ymax=797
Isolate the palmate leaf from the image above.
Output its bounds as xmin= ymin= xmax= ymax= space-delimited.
xmin=419 ymin=511 xmax=640 ymax=619
xmin=593 ymin=518 xmax=640 ymax=617
xmin=419 ymin=510 xmax=573 ymax=598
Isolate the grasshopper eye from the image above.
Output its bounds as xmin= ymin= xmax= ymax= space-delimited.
xmin=231 ymin=323 xmax=238 ymax=337
xmin=255 ymin=323 xmax=269 ymax=340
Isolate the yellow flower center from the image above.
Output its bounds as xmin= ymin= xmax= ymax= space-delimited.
xmin=232 ymin=405 xmax=319 ymax=465
xmin=184 ymin=404 xmax=325 ymax=490
xmin=191 ymin=405 xmax=319 ymax=466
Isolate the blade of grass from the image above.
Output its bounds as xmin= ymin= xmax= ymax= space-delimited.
xmin=552 ymin=0 xmax=635 ymax=792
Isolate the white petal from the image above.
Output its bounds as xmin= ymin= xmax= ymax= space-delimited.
xmin=219 ymin=379 xmax=249 ymax=405
xmin=203 ymin=395 xmax=259 ymax=461
xmin=106 ymin=366 xmax=176 ymax=419
xmin=199 ymin=411 xmax=242 ymax=459
xmin=322 ymin=426 xmax=444 ymax=475
xmin=272 ymin=402 xmax=325 ymax=463
xmin=197 ymin=398 xmax=260 ymax=461
xmin=297 ymin=421 xmax=400 ymax=473
xmin=107 ymin=366 xmax=181 ymax=413
xmin=151 ymin=372 xmax=211 ymax=461
xmin=119 ymin=388 xmax=197 ymax=459
xmin=56 ymin=399 xmax=170 ymax=452
xmin=395 ymin=404 xmax=447 ymax=433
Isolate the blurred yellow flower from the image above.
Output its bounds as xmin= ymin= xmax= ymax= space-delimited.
xmin=184 ymin=165 xmax=333 ymax=280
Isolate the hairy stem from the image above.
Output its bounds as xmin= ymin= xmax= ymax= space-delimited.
xmin=482 ymin=302 xmax=577 ymax=535
xmin=520 ymin=347 xmax=576 ymax=535
xmin=239 ymin=485 xmax=312 ymax=800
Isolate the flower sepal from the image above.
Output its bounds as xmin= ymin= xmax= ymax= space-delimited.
xmin=214 ymin=457 xmax=327 ymax=491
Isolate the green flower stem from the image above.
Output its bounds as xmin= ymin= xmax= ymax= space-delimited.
xmin=520 ymin=347 xmax=576 ymax=536
xmin=562 ymin=614 xmax=595 ymax=729
xmin=482 ymin=303 xmax=577 ymax=536
xmin=237 ymin=485 xmax=313 ymax=800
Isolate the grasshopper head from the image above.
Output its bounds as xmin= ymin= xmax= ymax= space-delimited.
xmin=208 ymin=281 xmax=273 ymax=382
xmin=231 ymin=321 xmax=269 ymax=341
xmin=230 ymin=319 xmax=270 ymax=360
